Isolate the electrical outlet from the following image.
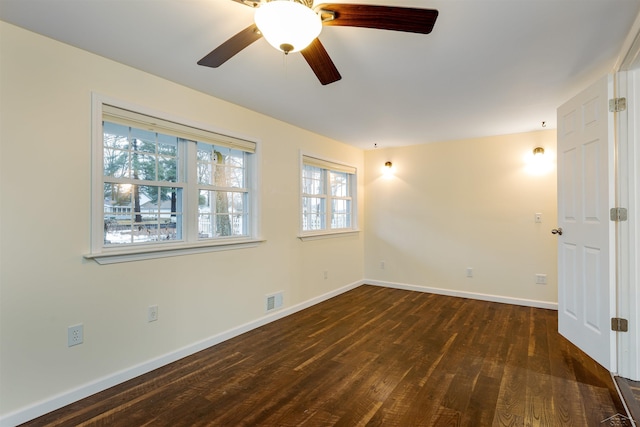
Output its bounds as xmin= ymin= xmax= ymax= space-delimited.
xmin=148 ymin=305 xmax=159 ymax=322
xmin=466 ymin=268 xmax=473 ymax=278
xmin=380 ymin=261 xmax=385 ymax=270
xmin=67 ymin=324 xmax=84 ymax=347
xmin=535 ymin=274 xmax=547 ymax=285
xmin=323 ymin=270 xmax=328 ymax=280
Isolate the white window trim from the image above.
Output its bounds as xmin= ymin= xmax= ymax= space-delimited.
xmin=84 ymin=239 xmax=265 ymax=265
xmin=298 ymin=230 xmax=360 ymax=241
xmin=298 ymin=151 xmax=359 ymax=239
xmin=87 ymin=94 xmax=263 ymax=264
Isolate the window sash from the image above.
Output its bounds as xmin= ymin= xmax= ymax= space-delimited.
xmin=301 ymin=156 xmax=356 ymax=233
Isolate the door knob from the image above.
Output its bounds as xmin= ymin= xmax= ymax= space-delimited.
xmin=551 ymin=227 xmax=563 ymax=236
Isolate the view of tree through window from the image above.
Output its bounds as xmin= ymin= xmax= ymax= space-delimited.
xmin=99 ymin=106 xmax=255 ymax=250
xmin=197 ymin=143 xmax=248 ymax=238
xmin=103 ymin=122 xmax=182 ymax=245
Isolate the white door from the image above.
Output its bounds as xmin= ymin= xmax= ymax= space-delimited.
xmin=556 ymin=74 xmax=616 ymax=371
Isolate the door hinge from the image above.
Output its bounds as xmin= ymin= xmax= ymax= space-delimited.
xmin=611 ymin=318 xmax=629 ymax=332
xmin=610 ymin=207 xmax=628 ymax=222
xmin=609 ymin=97 xmax=627 ymax=112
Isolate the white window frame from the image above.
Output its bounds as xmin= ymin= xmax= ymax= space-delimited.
xmin=299 ymin=153 xmax=359 ymax=240
xmin=86 ymin=94 xmax=262 ymax=264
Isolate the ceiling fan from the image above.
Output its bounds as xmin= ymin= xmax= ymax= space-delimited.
xmin=197 ymin=0 xmax=438 ymax=85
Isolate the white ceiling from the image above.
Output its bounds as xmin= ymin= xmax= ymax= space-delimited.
xmin=1 ymin=0 xmax=639 ymax=149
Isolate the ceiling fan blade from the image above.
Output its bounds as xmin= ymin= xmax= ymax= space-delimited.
xmin=300 ymin=38 xmax=342 ymax=85
xmin=315 ymin=4 xmax=438 ymax=34
xmin=197 ymin=24 xmax=262 ymax=68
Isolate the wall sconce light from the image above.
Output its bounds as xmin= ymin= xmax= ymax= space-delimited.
xmin=382 ymin=161 xmax=394 ymax=178
xmin=525 ymin=146 xmax=552 ymax=175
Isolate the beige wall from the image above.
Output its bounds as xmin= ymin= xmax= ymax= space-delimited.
xmin=1 ymin=20 xmax=560 ymax=423
xmin=0 ymin=22 xmax=364 ymax=417
xmin=364 ymin=131 xmax=558 ymax=304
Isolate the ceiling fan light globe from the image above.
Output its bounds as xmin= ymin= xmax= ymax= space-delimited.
xmin=254 ymin=1 xmax=322 ymax=53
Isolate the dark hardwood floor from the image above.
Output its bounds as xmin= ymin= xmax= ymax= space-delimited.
xmin=615 ymin=376 xmax=640 ymax=425
xmin=21 ymin=285 xmax=626 ymax=426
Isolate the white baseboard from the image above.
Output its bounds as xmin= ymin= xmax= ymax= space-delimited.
xmin=0 ymin=280 xmax=364 ymax=427
xmin=366 ymin=279 xmax=558 ymax=310
xmin=1 ymin=279 xmax=554 ymax=426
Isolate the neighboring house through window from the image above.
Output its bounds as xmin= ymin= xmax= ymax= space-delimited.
xmin=89 ymin=98 xmax=259 ymax=263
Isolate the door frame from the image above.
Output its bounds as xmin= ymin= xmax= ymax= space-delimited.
xmin=614 ymin=13 xmax=640 ymax=381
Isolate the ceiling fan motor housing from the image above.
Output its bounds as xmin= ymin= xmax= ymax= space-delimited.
xmin=254 ymin=0 xmax=322 ymax=53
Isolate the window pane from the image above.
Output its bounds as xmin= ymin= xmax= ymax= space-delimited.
xmin=103 ymin=124 xmax=130 ymax=179
xmin=104 ymin=150 xmax=129 ymax=178
xmin=103 ymin=122 xmax=130 ymax=150
xmin=104 ymin=184 xmax=182 ymax=245
xmin=330 ymin=171 xmax=349 ymax=197
xmin=103 ymin=181 xmax=134 ymax=245
xmin=331 ymin=199 xmax=351 ymax=229
xmin=158 ymin=135 xmax=178 ymax=182
xmin=104 ymin=183 xmax=132 ymax=212
xmin=130 ymin=128 xmax=157 ymax=153
xmin=198 ymin=190 xmax=247 ymax=238
xmin=157 ymin=134 xmax=178 ymax=156
xmin=131 ymin=152 xmax=156 ymax=181
xmin=198 ymin=143 xmax=245 ymax=188
xmin=104 ymin=121 xmax=179 ymax=183
xmin=302 ymin=197 xmax=325 ymax=231
xmin=158 ymin=156 xmax=177 ymax=182
xmin=303 ymin=165 xmax=324 ymax=195
xmin=160 ymin=213 xmax=180 ymax=241
xmin=197 ymin=143 xmax=214 ymax=185
xmin=215 ymin=164 xmax=243 ymax=188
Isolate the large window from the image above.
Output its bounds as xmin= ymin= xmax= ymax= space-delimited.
xmin=91 ymin=101 xmax=258 ymax=262
xmin=301 ymin=155 xmax=357 ymax=235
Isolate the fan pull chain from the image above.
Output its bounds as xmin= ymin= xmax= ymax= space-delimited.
xmin=282 ymin=52 xmax=289 ymax=81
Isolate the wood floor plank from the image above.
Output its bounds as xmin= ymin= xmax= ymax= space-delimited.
xmin=461 ymin=373 xmax=501 ymax=426
xmin=545 ymin=312 xmax=589 ymax=426
xmin=429 ymin=406 xmax=461 ymax=427
xmin=493 ymin=365 xmax=528 ymax=423
xmin=615 ymin=376 xmax=640 ymax=424
xmin=20 ymin=285 xmax=626 ymax=427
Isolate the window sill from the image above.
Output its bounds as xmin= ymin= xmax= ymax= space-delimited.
xmin=85 ymin=239 xmax=265 ymax=265
xmin=297 ymin=230 xmax=360 ymax=242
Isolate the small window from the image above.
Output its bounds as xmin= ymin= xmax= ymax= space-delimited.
xmin=301 ymin=155 xmax=357 ymax=236
xmin=90 ymin=100 xmax=259 ymax=262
